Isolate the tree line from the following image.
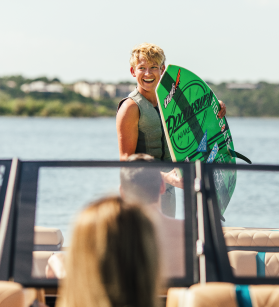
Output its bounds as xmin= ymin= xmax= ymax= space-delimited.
xmin=0 ymin=75 xmax=278 ymax=117
xmin=0 ymin=75 xmax=118 ymax=117
xmin=210 ymin=82 xmax=279 ymax=117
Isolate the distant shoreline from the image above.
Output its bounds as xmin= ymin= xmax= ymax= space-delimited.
xmin=0 ymin=114 xmax=279 ymax=119
xmin=1 ymin=76 xmax=279 ymax=117
xmin=0 ymin=98 xmax=118 ymax=117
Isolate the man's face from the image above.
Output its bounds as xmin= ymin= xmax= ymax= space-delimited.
xmin=130 ymin=55 xmax=165 ymax=93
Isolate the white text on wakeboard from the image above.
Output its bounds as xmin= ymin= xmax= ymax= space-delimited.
xmin=166 ymin=91 xmax=213 ymax=138
xmin=164 ymin=69 xmax=181 ymax=108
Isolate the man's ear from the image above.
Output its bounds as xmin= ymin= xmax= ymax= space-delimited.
xmin=160 ymin=65 xmax=165 ymax=75
xmin=130 ymin=66 xmax=136 ymax=77
xmin=160 ymin=179 xmax=166 ymax=195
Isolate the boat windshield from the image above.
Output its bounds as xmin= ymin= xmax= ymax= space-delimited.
xmin=32 ymin=165 xmax=187 ymax=282
xmin=212 ymin=166 xmax=279 ymax=279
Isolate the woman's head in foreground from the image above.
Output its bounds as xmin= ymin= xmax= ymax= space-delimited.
xmin=57 ymin=196 xmax=160 ymax=307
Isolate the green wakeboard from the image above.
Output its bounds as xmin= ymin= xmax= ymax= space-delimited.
xmin=156 ymin=65 xmax=251 ymax=215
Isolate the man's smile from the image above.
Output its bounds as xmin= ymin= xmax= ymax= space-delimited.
xmin=143 ymin=79 xmax=155 ymax=83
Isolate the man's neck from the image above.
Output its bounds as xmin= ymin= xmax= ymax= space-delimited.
xmin=149 ymin=200 xmax=162 ymax=212
xmin=138 ymin=87 xmax=158 ymax=107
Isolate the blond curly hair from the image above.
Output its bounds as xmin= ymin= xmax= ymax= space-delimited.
xmin=130 ymin=43 xmax=166 ymax=68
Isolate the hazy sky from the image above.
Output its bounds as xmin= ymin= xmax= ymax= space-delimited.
xmin=1 ymin=0 xmax=279 ymax=83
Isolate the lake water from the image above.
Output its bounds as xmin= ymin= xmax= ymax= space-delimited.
xmin=0 ymin=116 xmax=279 ymax=242
xmin=0 ymin=117 xmax=119 ymax=160
xmin=1 ymin=116 xmax=278 ymax=163
xmin=0 ymin=116 xmax=279 ymax=163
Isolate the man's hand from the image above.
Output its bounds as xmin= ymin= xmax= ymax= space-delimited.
xmin=45 ymin=253 xmax=66 ymax=279
xmin=218 ymin=100 xmax=226 ymax=118
xmin=161 ymin=169 xmax=184 ymax=189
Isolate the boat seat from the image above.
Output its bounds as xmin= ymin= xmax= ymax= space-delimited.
xmin=34 ymin=226 xmax=64 ymax=251
xmin=0 ymin=281 xmax=36 ymax=307
xmin=223 ymin=227 xmax=279 ymax=248
xmin=32 ymin=251 xmax=53 ymax=278
xmin=45 ymin=252 xmax=66 ymax=279
xmin=228 ymin=250 xmax=257 ymax=277
xmin=167 ymin=283 xmax=279 ymax=307
xmin=228 ymin=250 xmax=279 ymax=277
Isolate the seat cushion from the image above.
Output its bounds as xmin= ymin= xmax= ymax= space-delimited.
xmin=265 ymin=253 xmax=279 ymax=277
xmin=0 ymin=281 xmax=24 ymax=307
xmin=228 ymin=251 xmax=257 ymax=277
xmin=32 ymin=251 xmax=53 ymax=278
xmin=228 ymin=251 xmax=279 ymax=277
xmin=189 ymin=283 xmax=238 ymax=307
xmin=250 ymin=285 xmax=279 ymax=307
xmin=223 ymin=228 xmax=279 ymax=247
xmin=166 ymin=288 xmax=189 ymax=307
xmin=167 ymin=283 xmax=279 ymax=307
xmin=34 ymin=226 xmax=64 ymax=246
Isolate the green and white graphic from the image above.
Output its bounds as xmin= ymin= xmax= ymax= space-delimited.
xmin=156 ymin=65 xmax=251 ymax=215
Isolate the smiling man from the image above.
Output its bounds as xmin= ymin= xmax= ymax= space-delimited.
xmin=116 ymin=43 xmax=226 ymax=217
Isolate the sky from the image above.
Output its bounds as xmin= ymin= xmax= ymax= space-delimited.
xmin=1 ymin=0 xmax=279 ymax=84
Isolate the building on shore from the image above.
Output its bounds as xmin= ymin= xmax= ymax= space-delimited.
xmin=226 ymin=83 xmax=258 ymax=90
xmin=21 ymin=81 xmax=63 ymax=93
xmin=20 ymin=79 xmax=136 ymax=99
xmin=72 ymin=81 xmax=136 ymax=99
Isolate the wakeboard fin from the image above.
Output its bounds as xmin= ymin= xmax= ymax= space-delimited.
xmin=229 ymin=149 xmax=252 ymax=164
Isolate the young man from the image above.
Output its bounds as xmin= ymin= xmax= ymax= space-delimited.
xmin=116 ymin=43 xmax=226 ymax=216
xmin=119 ymin=153 xmax=185 ymax=278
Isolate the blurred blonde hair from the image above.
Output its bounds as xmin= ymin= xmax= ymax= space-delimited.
xmin=130 ymin=43 xmax=166 ymax=68
xmin=56 ymin=196 xmax=160 ymax=307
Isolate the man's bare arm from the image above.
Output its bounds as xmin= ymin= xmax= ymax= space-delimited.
xmin=116 ymin=99 xmax=140 ymax=161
